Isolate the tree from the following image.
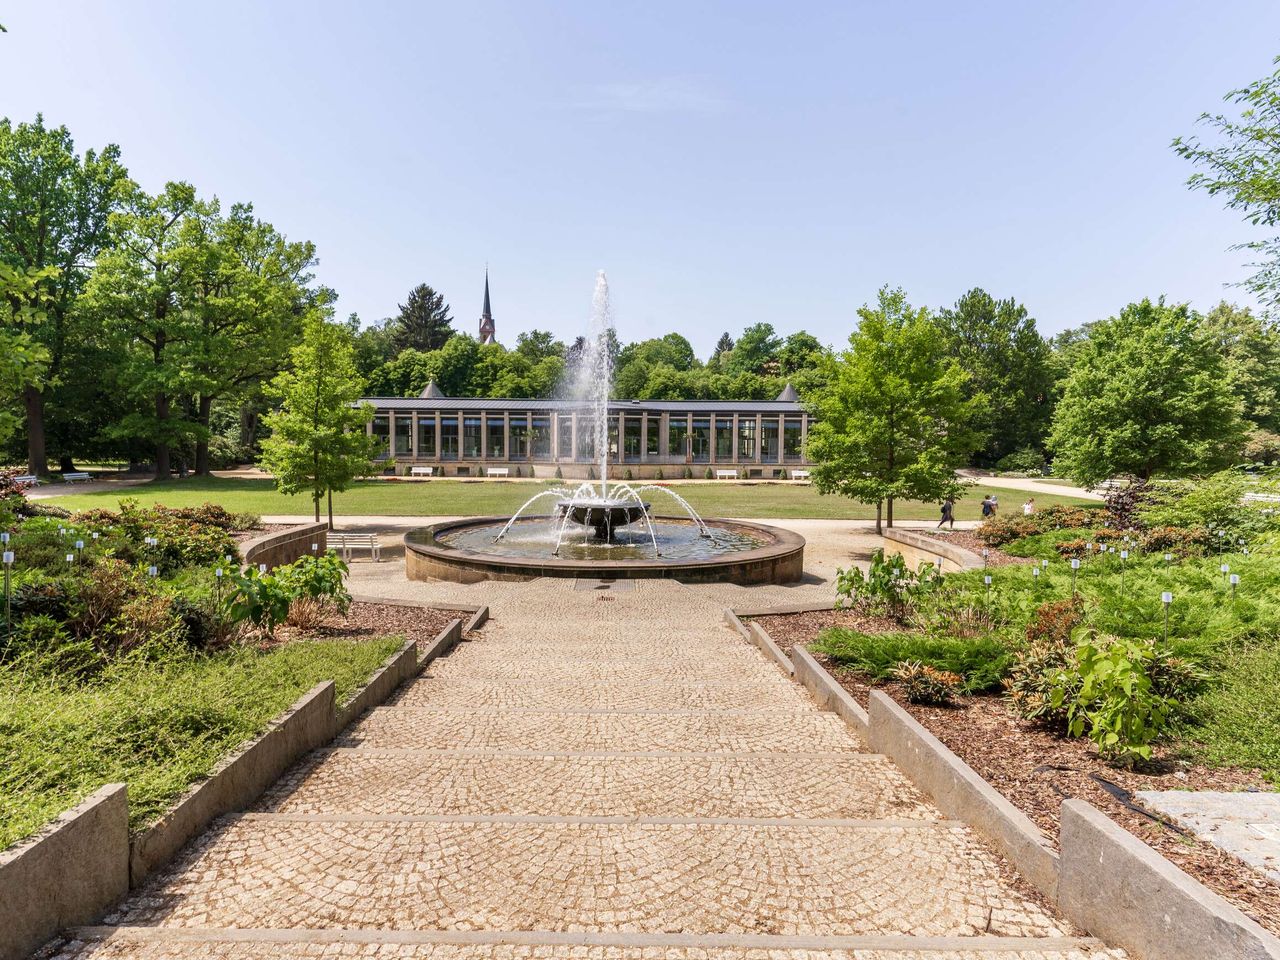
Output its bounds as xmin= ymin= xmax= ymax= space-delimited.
xmin=777 ymin=331 xmax=826 ymax=375
xmin=259 ymin=314 xmax=381 ymax=527
xmin=725 ymin=322 xmax=782 ymax=375
xmin=83 ymin=182 xmax=208 ymax=477
xmin=1047 ymin=299 xmax=1246 ymax=486
xmin=1174 ymin=57 xmax=1280 ymax=307
xmin=1199 ymin=301 xmax=1280 ymax=433
xmin=0 ymin=115 xmax=129 ymax=474
xmin=807 ymin=287 xmax=983 ymax=534
xmin=936 ymin=288 xmax=1056 ymax=466
xmin=0 ymin=263 xmax=54 ymax=447
xmin=707 ymin=331 xmax=734 ymax=369
xmin=515 ymin=329 xmax=564 ymax=361
xmin=388 ymin=284 xmax=453 ymax=354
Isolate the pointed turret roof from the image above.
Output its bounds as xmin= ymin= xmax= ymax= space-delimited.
xmin=775 ymin=382 xmax=799 ymax=402
xmin=481 ymin=270 xmax=492 ymax=319
xmin=419 ymin=380 xmax=446 ymax=399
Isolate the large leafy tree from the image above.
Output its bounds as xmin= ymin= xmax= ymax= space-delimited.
xmin=388 ymin=283 xmax=453 ymax=354
xmin=808 ymin=287 xmax=983 ymax=533
xmin=937 ymin=288 xmax=1056 ymax=466
xmin=1199 ymin=301 xmax=1280 ymax=433
xmin=259 ymin=314 xmax=381 ymax=527
xmin=1048 ymin=299 xmax=1246 ymax=486
xmin=725 ymin=322 xmax=782 ymax=375
xmin=0 ymin=115 xmax=129 ymax=473
xmin=1174 ymin=57 xmax=1280 ymax=307
xmin=83 ymin=182 xmax=208 ymax=477
xmin=0 ymin=263 xmax=54 ymax=447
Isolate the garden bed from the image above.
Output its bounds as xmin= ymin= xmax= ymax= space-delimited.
xmin=922 ymin=529 xmax=1031 ymax=566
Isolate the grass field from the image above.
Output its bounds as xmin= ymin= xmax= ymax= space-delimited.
xmin=41 ymin=476 xmax=1096 ymax=520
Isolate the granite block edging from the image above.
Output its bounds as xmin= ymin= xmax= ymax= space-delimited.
xmin=882 ymin=527 xmax=984 ymax=573
xmin=741 ymin=610 xmax=1277 ymax=960
xmin=0 ymin=785 xmax=129 ymax=960
xmin=722 ymin=608 xmax=793 ymax=677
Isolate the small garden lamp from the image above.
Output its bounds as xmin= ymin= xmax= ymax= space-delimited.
xmin=983 ymin=574 xmax=992 ymax=593
xmin=1119 ymin=549 xmax=1129 ymax=589
xmin=1230 ymin=573 xmax=1240 ymax=600
xmin=1032 ymin=566 xmax=1040 ymax=581
xmin=311 ymin=542 xmax=319 ymax=555
xmin=66 ymin=552 xmax=74 ymax=569
xmin=981 ymin=548 xmax=989 ymax=567
xmin=148 ymin=565 xmax=158 ymax=578
xmin=1070 ymin=557 xmax=1080 ymax=594
xmin=258 ymin=563 xmax=267 ymax=575
xmin=1161 ymin=591 xmax=1172 ymax=643
xmin=1163 ymin=552 xmax=1173 ymax=564
xmin=74 ymin=539 xmax=84 ymax=563
xmin=2 ymin=549 xmax=13 ymax=638
xmin=1040 ymin=559 xmax=1049 ymax=570
xmin=1221 ymin=562 xmax=1230 ymax=581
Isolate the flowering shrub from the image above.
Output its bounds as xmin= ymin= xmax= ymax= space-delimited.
xmin=976 ymin=504 xmax=1100 ymax=547
xmin=893 ymin=661 xmax=963 ymax=705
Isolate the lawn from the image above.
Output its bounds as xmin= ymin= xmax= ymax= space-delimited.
xmin=0 ymin=638 xmax=401 ymax=850
xmin=42 ymin=475 xmax=1095 ymax=520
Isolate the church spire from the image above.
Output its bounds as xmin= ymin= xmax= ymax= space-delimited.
xmin=478 ymin=268 xmax=496 ymax=344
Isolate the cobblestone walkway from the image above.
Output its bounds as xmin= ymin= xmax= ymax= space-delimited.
xmin=54 ymin=579 xmax=1122 ymax=960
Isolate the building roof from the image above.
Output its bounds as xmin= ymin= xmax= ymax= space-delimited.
xmin=775 ymin=382 xmax=799 ymax=402
xmin=362 ymin=396 xmax=806 ymax=414
xmin=481 ymin=270 xmax=492 ymax=320
xmin=419 ymin=380 xmax=445 ymax=398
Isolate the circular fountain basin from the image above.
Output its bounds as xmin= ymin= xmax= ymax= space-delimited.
xmin=556 ymin=498 xmax=651 ymax=540
xmin=405 ymin=515 xmax=805 ymax=584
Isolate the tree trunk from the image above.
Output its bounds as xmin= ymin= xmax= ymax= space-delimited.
xmin=239 ymin=403 xmax=258 ymax=449
xmin=155 ymin=388 xmax=171 ymax=479
xmin=327 ymin=489 xmax=334 ymax=531
xmin=59 ymin=454 xmax=76 ymax=473
xmin=24 ymin=385 xmax=47 ymax=477
xmin=887 ymin=497 xmax=895 ymax=528
xmin=194 ymin=394 xmax=213 ymax=475
xmin=874 ymin=501 xmax=883 ymax=536
xmin=313 ymin=490 xmax=320 ymax=523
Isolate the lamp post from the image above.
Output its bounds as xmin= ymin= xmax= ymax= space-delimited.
xmin=1071 ymin=557 xmax=1080 ymax=595
xmin=981 ymin=548 xmax=989 ymax=568
xmin=2 ymin=549 xmax=12 ymax=640
xmin=1230 ymin=573 xmax=1240 ymax=601
xmin=1161 ymin=591 xmax=1172 ymax=644
xmin=1220 ymin=562 xmax=1230 ymax=582
xmin=1120 ymin=549 xmax=1128 ymax=590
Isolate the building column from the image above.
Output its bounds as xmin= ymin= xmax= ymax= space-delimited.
xmin=411 ymin=413 xmax=418 ymax=459
xmin=800 ymin=414 xmax=808 ymax=462
xmin=640 ymin=413 xmax=648 ymax=464
xmin=502 ymin=414 xmax=510 ymax=462
xmin=732 ymin=414 xmax=739 ymax=465
xmin=755 ymin=414 xmax=763 ymax=464
xmin=434 ymin=415 xmax=441 ymax=461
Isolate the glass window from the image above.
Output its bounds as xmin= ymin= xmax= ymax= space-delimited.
xmin=463 ymin=417 xmax=481 ymax=458
xmin=509 ymin=417 xmax=529 ymax=460
xmin=645 ymin=417 xmax=659 ymax=458
xmin=607 ymin=420 xmax=618 ymax=461
xmin=738 ymin=417 xmax=756 ymax=461
xmin=623 ymin=416 xmax=641 ymax=461
xmin=691 ymin=418 xmax=710 ymax=462
xmin=783 ymin=417 xmax=803 ymax=461
xmin=576 ymin=415 xmax=596 ymax=461
xmin=761 ymin=418 xmax=779 ymax=463
xmin=668 ymin=416 xmax=689 ymax=459
xmin=440 ymin=416 xmax=458 ymax=460
xmin=485 ymin=417 xmax=504 ymax=459
xmin=394 ymin=415 xmax=412 ymax=456
xmin=715 ymin=417 xmax=734 ymax=461
xmin=417 ymin=414 xmax=436 ymax=458
xmin=557 ymin=415 xmax=573 ymax=459
xmin=371 ymin=414 xmax=390 ymax=458
xmin=531 ymin=415 xmax=551 ymax=460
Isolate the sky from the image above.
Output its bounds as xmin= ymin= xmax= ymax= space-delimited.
xmin=2 ymin=1 xmax=1278 ymax=354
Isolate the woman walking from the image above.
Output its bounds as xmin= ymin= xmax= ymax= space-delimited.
xmin=937 ymin=497 xmax=955 ymax=529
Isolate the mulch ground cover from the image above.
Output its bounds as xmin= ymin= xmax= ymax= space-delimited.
xmin=230 ymin=523 xmax=296 ymax=544
xmin=748 ymin=608 xmax=1280 ymax=937
xmin=922 ymin=530 xmax=1032 ymax=566
xmin=272 ymin=601 xmax=464 ymax=650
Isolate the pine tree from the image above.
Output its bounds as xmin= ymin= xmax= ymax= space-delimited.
xmin=389 ymin=284 xmax=453 ymax=354
xmin=259 ymin=314 xmax=382 ymax=527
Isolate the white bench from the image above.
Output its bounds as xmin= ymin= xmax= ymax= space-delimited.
xmin=487 ymin=467 xmax=510 ymax=477
xmin=791 ymin=470 xmax=811 ymax=481
xmin=13 ymin=474 xmax=40 ymax=487
xmin=410 ymin=466 xmax=436 ymax=477
xmin=715 ymin=469 xmax=738 ymax=480
xmin=62 ymin=472 xmax=92 ymax=483
xmin=327 ymin=533 xmax=382 ymax=562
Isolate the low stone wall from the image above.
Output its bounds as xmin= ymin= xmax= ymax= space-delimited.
xmin=883 ymin=527 xmax=984 ymax=574
xmin=791 ymin=644 xmax=869 ymax=736
xmin=240 ymin=522 xmax=328 ymax=570
xmin=0 ymin=785 xmax=129 ymax=960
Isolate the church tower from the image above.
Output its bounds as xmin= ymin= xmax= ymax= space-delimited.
xmin=478 ymin=270 xmax=496 ymax=344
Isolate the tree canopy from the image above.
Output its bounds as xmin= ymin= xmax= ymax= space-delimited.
xmin=387 ymin=283 xmax=453 ymax=354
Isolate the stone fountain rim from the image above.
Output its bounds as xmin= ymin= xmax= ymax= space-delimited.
xmin=403 ymin=514 xmax=806 ymax=581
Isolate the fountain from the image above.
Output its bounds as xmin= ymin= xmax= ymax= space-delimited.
xmin=404 ymin=272 xmax=805 ymax=584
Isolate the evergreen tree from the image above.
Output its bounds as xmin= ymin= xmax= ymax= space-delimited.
xmin=388 ymin=284 xmax=453 ymax=353
xmin=259 ymin=314 xmax=381 ymax=527
xmin=808 ymin=287 xmax=983 ymax=533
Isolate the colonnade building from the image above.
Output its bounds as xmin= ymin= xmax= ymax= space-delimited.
xmin=360 ymin=382 xmax=812 ymax=479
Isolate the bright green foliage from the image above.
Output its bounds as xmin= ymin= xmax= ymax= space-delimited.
xmin=258 ymin=315 xmax=382 ymax=525
xmin=1139 ymin=468 xmax=1274 ymax=540
xmin=278 ymin=552 xmax=351 ymax=615
xmin=1199 ymin=302 xmax=1280 ymax=433
xmin=937 ymin=288 xmax=1057 ymax=467
xmin=1174 ymin=57 xmax=1280 ymax=308
xmin=808 ymin=287 xmax=985 ymax=531
xmin=1048 ymin=299 xmax=1246 ymax=485
xmin=815 ymin=629 xmax=1011 ymax=693
xmin=723 ymin=322 xmax=782 ymax=376
xmin=834 ymin=547 xmax=942 ymax=621
xmin=225 ymin=565 xmax=294 ymax=636
xmin=0 ymin=263 xmax=54 ymax=445
xmin=388 ymin=284 xmax=453 ymax=354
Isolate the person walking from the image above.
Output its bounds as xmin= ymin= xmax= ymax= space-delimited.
xmin=1022 ymin=497 xmax=1035 ymax=516
xmin=980 ymin=495 xmax=995 ymax=519
xmin=937 ymin=497 xmax=955 ymax=529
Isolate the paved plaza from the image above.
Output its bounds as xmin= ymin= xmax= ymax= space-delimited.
xmin=51 ymin=528 xmax=1122 ymax=960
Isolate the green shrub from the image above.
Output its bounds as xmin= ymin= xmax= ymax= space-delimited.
xmin=1140 ymin=470 xmax=1277 ymax=542
xmin=835 ymin=548 xmax=942 ymax=621
xmin=704 ymin=467 xmax=714 ymax=480
xmin=278 ymin=552 xmax=351 ymax=614
xmin=814 ymin=629 xmax=1011 ymax=693
xmin=1139 ymin=525 xmax=1212 ymax=557
xmin=554 ymin=465 xmax=563 ymax=480
xmin=893 ymin=660 xmax=963 ymax=704
xmin=654 ymin=468 xmax=663 ymax=480
xmin=994 ymin=446 xmax=1048 ymax=475
xmin=1005 ymin=597 xmax=1087 ymax=726
xmin=225 ymin=565 xmax=294 ymax=637
xmin=683 ymin=466 xmax=693 ymax=479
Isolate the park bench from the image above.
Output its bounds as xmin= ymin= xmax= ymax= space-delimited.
xmin=62 ymin=472 xmax=92 ymax=483
xmin=13 ymin=474 xmax=40 ymax=487
xmin=327 ymin=533 xmax=382 ymax=562
xmin=409 ymin=466 xmax=436 ymax=477
xmin=791 ymin=470 xmax=811 ymax=481
xmin=714 ymin=469 xmax=738 ymax=480
xmin=486 ymin=467 xmax=510 ymax=478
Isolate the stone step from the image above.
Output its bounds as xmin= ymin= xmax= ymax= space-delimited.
xmin=393 ymin=676 xmax=810 ymax=711
xmin=108 ymin=817 xmax=1066 ymax=939
xmin=256 ymin=751 xmax=932 ymax=820
xmin=57 ymin=927 xmax=1126 ymax=959
xmin=339 ymin=707 xmax=868 ymax=753
xmin=427 ymin=650 xmax=775 ymax=682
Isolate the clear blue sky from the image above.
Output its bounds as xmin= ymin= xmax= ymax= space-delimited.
xmin=3 ymin=1 xmax=1277 ymax=354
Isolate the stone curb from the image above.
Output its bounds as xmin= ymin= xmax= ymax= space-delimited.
xmin=883 ymin=527 xmax=984 ymax=573
xmin=865 ymin=690 xmax=1060 ymax=902
xmin=417 ymin=619 xmax=463 ymax=673
xmin=1058 ymin=800 xmax=1280 ymax=960
xmin=0 ymin=785 xmax=128 ymax=960
xmin=722 ymin=609 xmax=792 ymax=677
xmin=790 ymin=645 xmax=869 ymax=736
xmin=240 ymin=522 xmax=328 ymax=571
